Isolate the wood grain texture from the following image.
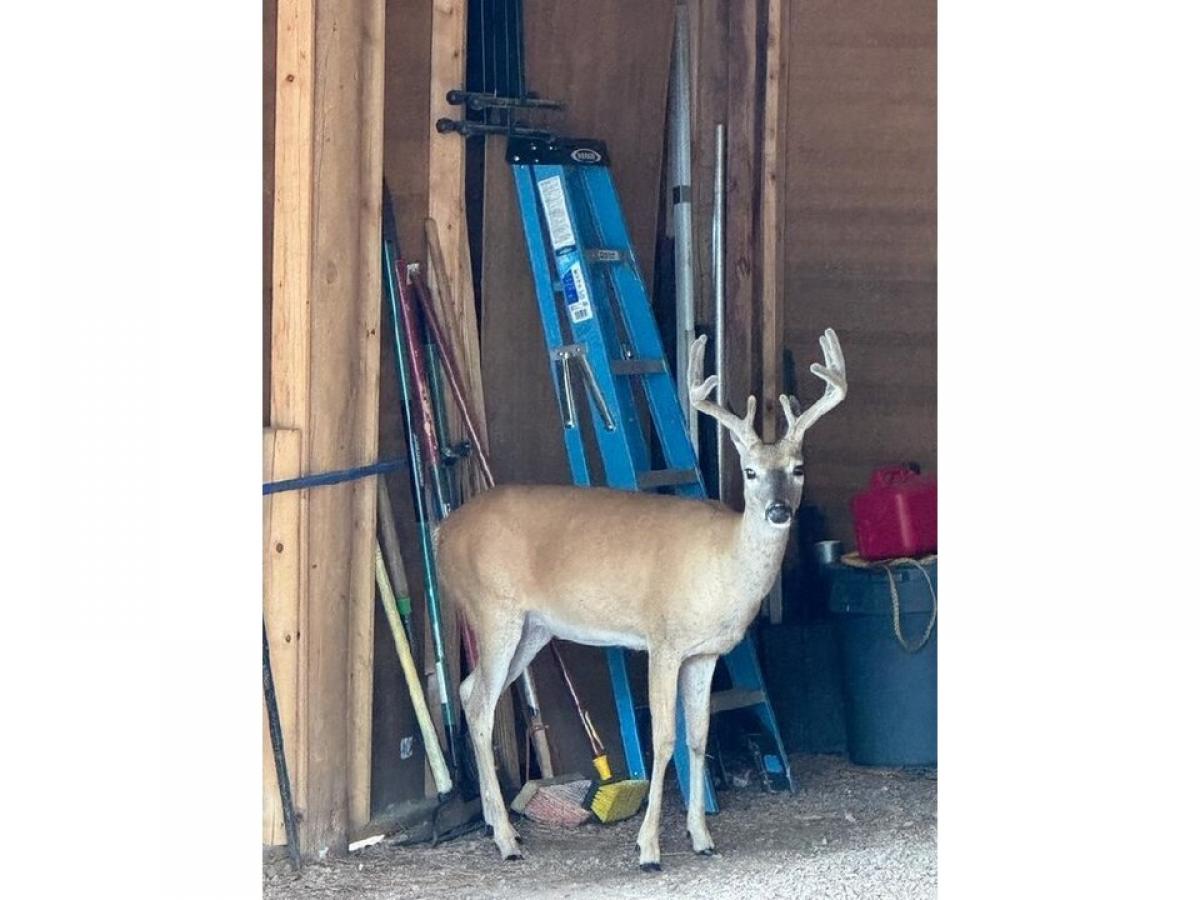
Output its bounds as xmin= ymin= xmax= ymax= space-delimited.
xmin=783 ymin=0 xmax=936 ymax=544
xmin=480 ymin=139 xmax=571 ymax=489
xmin=759 ymin=0 xmax=789 ymax=442
xmin=263 ymin=427 xmax=303 ymax=847
xmin=721 ymin=0 xmax=761 ymax=506
xmin=269 ymin=0 xmax=315 ymax=830
xmin=521 ymin=0 xmax=675 ymax=272
xmin=269 ymin=0 xmax=385 ymax=854
xmin=348 ymin=0 xmax=387 ymax=833
xmin=426 ymin=1 xmax=469 ymax=742
xmin=689 ymin=0 xmax=728 ymax=336
xmin=264 ymin=0 xmax=278 ymax=426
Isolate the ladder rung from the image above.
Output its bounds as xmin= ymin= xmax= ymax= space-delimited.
xmin=611 ymin=358 xmax=665 ymax=376
xmin=636 ymin=468 xmax=697 ymax=490
xmin=709 ymin=688 xmax=768 ymax=715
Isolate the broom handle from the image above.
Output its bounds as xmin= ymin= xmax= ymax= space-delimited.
xmin=375 ymin=541 xmax=454 ymax=796
xmin=550 ymin=641 xmax=605 ymax=757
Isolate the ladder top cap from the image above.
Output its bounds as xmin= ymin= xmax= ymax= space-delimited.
xmin=506 ymin=136 xmax=611 ymax=168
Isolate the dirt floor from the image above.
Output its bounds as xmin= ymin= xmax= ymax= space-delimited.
xmin=264 ymin=755 xmax=937 ymax=899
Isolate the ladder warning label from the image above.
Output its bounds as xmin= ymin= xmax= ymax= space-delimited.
xmin=563 ymin=262 xmax=593 ymax=323
xmin=537 ymin=176 xmax=576 ymax=251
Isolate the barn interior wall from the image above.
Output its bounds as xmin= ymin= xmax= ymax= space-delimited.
xmin=263 ymin=0 xmax=938 ymax=832
xmin=781 ymin=0 xmax=937 ymax=546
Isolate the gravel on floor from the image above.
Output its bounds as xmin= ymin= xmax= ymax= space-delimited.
xmin=264 ymin=755 xmax=937 ymax=899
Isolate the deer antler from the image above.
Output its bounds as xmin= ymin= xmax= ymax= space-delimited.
xmin=687 ymin=335 xmax=761 ymax=448
xmin=781 ymin=328 xmax=847 ymax=444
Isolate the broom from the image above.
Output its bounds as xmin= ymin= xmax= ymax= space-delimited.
xmin=550 ymin=643 xmax=649 ymax=824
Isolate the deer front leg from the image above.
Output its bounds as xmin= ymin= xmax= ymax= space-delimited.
xmin=636 ymin=650 xmax=682 ymax=871
xmin=679 ymin=654 xmax=719 ymax=855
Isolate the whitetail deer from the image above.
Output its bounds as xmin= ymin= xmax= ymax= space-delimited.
xmin=436 ymin=329 xmax=847 ymax=870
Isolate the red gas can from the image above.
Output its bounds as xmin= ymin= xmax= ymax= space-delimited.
xmin=851 ymin=464 xmax=937 ymax=561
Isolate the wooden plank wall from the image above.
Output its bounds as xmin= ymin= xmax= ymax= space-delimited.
xmin=782 ymin=0 xmax=936 ymax=544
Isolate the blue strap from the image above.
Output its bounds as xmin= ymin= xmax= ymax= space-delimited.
xmin=262 ymin=457 xmax=407 ymax=495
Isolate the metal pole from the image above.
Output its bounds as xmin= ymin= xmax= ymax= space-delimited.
xmin=407 ymin=266 xmax=555 ymax=778
xmin=381 ymin=195 xmax=460 ymax=775
xmin=263 ymin=622 xmax=302 ymax=870
xmin=669 ymin=0 xmax=698 ymax=450
xmin=713 ymin=123 xmax=727 ymax=501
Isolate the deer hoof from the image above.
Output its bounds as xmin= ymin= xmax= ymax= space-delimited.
xmin=504 ymin=852 xmax=524 ymax=862
xmin=639 ymin=862 xmax=662 ymax=873
xmin=696 ymin=848 xmax=714 ymax=857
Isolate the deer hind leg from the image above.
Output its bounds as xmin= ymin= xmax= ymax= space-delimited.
xmin=503 ymin=618 xmax=551 ymax=691
xmin=459 ymin=606 xmax=525 ymax=861
xmin=679 ymin=654 xmax=719 ymax=855
xmin=636 ymin=650 xmax=683 ymax=871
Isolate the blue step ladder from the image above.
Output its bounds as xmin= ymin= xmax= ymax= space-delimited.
xmin=507 ymin=135 xmax=794 ymax=813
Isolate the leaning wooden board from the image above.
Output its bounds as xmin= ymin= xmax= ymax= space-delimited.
xmin=480 ymin=0 xmax=676 ymax=779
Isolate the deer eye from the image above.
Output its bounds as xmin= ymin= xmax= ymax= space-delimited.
xmin=792 ymin=464 xmax=805 ymax=477
xmin=744 ymin=468 xmax=757 ymax=480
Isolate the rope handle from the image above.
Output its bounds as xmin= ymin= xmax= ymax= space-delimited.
xmin=881 ymin=557 xmax=937 ymax=653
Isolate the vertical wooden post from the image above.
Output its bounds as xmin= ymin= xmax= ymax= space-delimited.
xmin=426 ymin=0 xmax=522 ymax=792
xmin=269 ymin=0 xmax=385 ymax=855
xmin=758 ymin=0 xmax=789 ymax=443
xmin=425 ymin=0 xmax=466 ymax=732
xmin=721 ymin=0 xmax=761 ymax=506
xmin=347 ymin=0 xmax=387 ymax=834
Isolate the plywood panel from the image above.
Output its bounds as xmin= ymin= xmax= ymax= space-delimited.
xmin=521 ymin=0 xmax=675 ymax=272
xmin=383 ymin=0 xmax=433 ymax=259
xmin=783 ymin=0 xmax=936 ymax=546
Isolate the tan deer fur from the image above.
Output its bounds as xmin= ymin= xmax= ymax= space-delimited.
xmin=435 ymin=329 xmax=847 ymax=870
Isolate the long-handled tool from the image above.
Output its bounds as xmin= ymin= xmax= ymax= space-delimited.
xmin=408 ymin=265 xmax=555 ymax=780
xmin=374 ymin=540 xmax=453 ymax=797
xmin=263 ymin=622 xmax=302 ymax=870
xmin=381 ymin=186 xmax=461 ymax=777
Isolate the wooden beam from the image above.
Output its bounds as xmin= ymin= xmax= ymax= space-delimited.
xmin=721 ymin=0 xmax=761 ymax=506
xmin=263 ymin=427 xmax=303 ymax=847
xmin=425 ymin=0 xmax=468 ymax=788
xmin=759 ymin=0 xmax=789 ymax=443
xmin=269 ymin=0 xmax=385 ymax=855
xmin=689 ymin=0 xmax=729 ymax=336
xmin=269 ymin=0 xmax=315 ymax=825
xmin=348 ymin=0 xmax=387 ymax=834
xmin=264 ymin=0 xmax=278 ymax=426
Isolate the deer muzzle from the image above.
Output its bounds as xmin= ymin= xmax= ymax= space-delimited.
xmin=765 ymin=502 xmax=792 ymax=526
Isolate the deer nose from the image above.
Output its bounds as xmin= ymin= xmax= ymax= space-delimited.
xmin=765 ymin=502 xmax=792 ymax=525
